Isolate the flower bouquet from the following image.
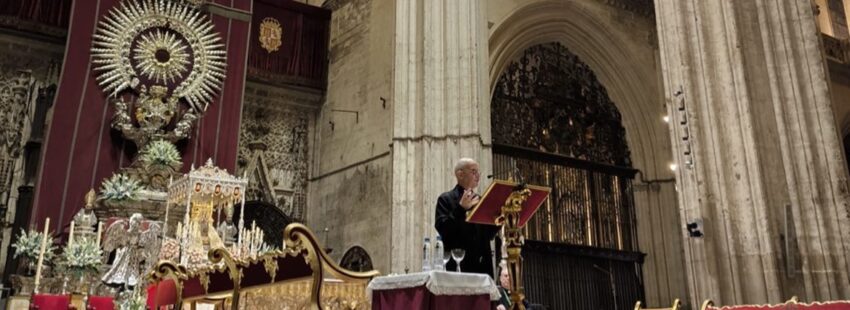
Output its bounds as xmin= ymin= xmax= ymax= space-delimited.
xmin=59 ymin=238 xmax=103 ymax=292
xmin=100 ymin=173 xmax=144 ymax=207
xmin=11 ymin=229 xmax=57 ymax=275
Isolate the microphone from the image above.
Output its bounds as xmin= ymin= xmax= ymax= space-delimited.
xmin=487 ymin=165 xmax=520 ymax=180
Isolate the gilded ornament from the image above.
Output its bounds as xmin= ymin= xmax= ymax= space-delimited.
xmin=91 ymin=0 xmax=227 ymax=112
xmin=259 ymin=17 xmax=282 ymax=53
xmin=133 ymin=29 xmax=191 ymax=84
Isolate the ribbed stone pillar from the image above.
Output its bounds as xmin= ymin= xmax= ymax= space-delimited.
xmin=656 ymin=0 xmax=850 ymax=306
xmin=390 ymin=0 xmax=491 ymax=273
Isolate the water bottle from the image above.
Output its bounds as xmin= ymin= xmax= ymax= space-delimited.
xmin=422 ymin=237 xmax=432 ymax=272
xmin=433 ymin=235 xmax=445 ymax=271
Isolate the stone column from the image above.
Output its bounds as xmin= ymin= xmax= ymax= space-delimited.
xmin=390 ymin=0 xmax=491 ymax=273
xmin=656 ymin=0 xmax=850 ymax=306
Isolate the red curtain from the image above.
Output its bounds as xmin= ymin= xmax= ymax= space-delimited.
xmin=247 ymin=0 xmax=330 ymax=89
xmin=0 ymin=0 xmax=71 ymax=28
xmin=31 ymin=0 xmax=252 ymax=232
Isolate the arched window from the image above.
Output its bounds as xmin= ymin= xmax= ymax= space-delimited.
xmin=339 ymin=246 xmax=373 ymax=272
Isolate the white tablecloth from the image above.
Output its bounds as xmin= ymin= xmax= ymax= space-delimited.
xmin=367 ymin=270 xmax=501 ymax=301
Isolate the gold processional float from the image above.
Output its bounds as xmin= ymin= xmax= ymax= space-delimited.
xmin=7 ymin=0 xmax=378 ymax=309
xmin=148 ymin=160 xmax=378 ymax=309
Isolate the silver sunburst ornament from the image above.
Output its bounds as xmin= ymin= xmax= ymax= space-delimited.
xmin=91 ymin=0 xmax=226 ymax=112
xmin=133 ymin=29 xmax=191 ymax=84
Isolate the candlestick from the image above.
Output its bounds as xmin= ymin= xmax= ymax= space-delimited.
xmin=96 ymin=221 xmax=103 ymax=247
xmin=34 ymin=217 xmax=50 ymax=294
xmin=68 ymin=221 xmax=75 ymax=248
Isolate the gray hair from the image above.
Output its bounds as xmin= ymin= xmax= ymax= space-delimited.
xmin=454 ymin=158 xmax=476 ymax=173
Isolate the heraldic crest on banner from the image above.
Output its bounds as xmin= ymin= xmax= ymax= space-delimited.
xmin=259 ymin=17 xmax=282 ymax=53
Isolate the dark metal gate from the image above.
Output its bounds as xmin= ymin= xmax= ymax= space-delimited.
xmin=494 ymin=146 xmax=644 ymax=310
xmin=491 ymin=42 xmax=645 ymax=310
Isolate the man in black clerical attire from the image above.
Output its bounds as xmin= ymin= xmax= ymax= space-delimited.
xmin=435 ymin=158 xmax=500 ymax=277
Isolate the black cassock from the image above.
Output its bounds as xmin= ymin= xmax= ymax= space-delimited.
xmin=435 ymin=184 xmax=500 ymax=277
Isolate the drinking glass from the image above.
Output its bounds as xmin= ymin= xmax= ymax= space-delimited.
xmin=450 ymin=248 xmax=466 ymax=273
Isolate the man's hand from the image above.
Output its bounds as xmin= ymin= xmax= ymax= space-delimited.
xmin=459 ymin=189 xmax=480 ymax=210
xmin=496 ymin=305 xmax=507 ymax=310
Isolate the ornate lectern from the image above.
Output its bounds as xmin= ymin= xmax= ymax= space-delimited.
xmin=467 ymin=180 xmax=550 ymax=310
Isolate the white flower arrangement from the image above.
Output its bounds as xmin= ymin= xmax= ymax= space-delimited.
xmin=140 ymin=140 xmax=182 ymax=167
xmin=100 ymin=173 xmax=144 ymax=201
xmin=11 ymin=228 xmax=57 ymax=261
xmin=60 ymin=238 xmax=103 ymax=276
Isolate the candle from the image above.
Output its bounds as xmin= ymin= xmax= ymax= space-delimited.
xmin=68 ymin=221 xmax=75 ymax=248
xmin=96 ymin=221 xmax=103 ymax=247
xmin=34 ymin=217 xmax=50 ymax=294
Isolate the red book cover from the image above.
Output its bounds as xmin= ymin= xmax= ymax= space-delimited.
xmin=465 ymin=179 xmax=550 ymax=228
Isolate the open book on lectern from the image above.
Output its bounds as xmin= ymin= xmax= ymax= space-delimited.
xmin=465 ymin=179 xmax=551 ymax=227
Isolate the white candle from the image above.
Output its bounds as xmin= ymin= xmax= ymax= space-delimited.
xmin=68 ymin=221 xmax=75 ymax=248
xmin=96 ymin=221 xmax=103 ymax=247
xmin=34 ymin=218 xmax=50 ymax=294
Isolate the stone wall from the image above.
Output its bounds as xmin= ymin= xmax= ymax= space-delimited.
xmin=656 ymin=0 xmax=850 ymax=306
xmin=829 ymin=62 xmax=850 ymax=138
xmin=306 ymin=0 xmax=395 ymax=271
xmin=0 ymin=30 xmax=64 ymax=280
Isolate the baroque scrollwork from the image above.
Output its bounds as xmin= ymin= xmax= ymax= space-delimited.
xmin=111 ymin=85 xmax=196 ymax=149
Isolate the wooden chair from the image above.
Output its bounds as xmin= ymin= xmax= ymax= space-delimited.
xmin=635 ymin=299 xmax=681 ymax=310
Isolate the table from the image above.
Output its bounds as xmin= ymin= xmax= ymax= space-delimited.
xmin=367 ymin=270 xmax=501 ymax=310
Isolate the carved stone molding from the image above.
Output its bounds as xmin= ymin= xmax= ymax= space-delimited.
xmin=238 ymin=83 xmax=318 ymax=221
xmin=0 ymin=70 xmax=33 ymax=158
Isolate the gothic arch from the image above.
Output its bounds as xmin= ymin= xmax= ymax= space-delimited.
xmin=488 ymin=1 xmax=688 ymax=307
xmin=339 ymin=246 xmax=373 ymax=272
xmin=488 ymin=0 xmax=667 ymax=177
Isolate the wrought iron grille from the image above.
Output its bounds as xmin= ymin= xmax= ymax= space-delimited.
xmin=493 ymin=146 xmax=638 ymax=251
xmin=492 ymin=42 xmax=631 ymax=167
xmin=491 ymin=42 xmax=643 ymax=310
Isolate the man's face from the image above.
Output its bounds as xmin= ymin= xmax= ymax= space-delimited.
xmin=457 ymin=162 xmax=480 ymax=189
xmin=500 ymin=268 xmax=510 ymax=288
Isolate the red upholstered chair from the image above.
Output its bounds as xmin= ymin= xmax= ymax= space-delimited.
xmin=86 ymin=296 xmax=114 ymax=310
xmin=29 ymin=294 xmax=72 ymax=310
xmin=147 ymin=279 xmax=178 ymax=309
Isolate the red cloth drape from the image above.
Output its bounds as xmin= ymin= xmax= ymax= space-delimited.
xmin=706 ymin=301 xmax=850 ymax=310
xmin=371 ymin=286 xmax=493 ymax=310
xmin=0 ymin=0 xmax=71 ymax=28
xmin=247 ymin=0 xmax=330 ymax=89
xmin=31 ymin=0 xmax=252 ymax=232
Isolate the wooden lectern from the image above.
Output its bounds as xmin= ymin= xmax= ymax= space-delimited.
xmin=467 ymin=179 xmax=550 ymax=310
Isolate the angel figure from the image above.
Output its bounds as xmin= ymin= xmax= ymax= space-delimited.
xmin=101 ymin=213 xmax=162 ymax=288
